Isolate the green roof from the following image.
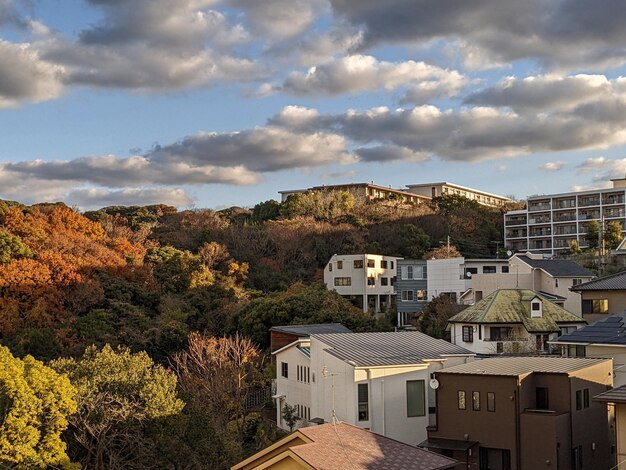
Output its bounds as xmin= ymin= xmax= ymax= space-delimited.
xmin=448 ymin=289 xmax=586 ymax=333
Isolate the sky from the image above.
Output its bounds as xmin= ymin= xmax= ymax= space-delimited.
xmin=2 ymin=0 xmax=626 ymax=210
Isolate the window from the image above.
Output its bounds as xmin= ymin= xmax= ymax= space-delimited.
xmin=502 ymin=266 xmax=510 ymax=273
xmin=462 ymin=326 xmax=474 ymax=342
xmin=406 ymin=380 xmax=426 ymax=417
xmin=490 ymin=327 xmax=512 ymax=341
xmin=487 ymin=392 xmax=495 ymax=412
xmin=584 ymin=388 xmax=589 ymax=408
xmin=567 ymin=345 xmax=586 ymax=357
xmin=582 ymin=299 xmax=609 ymax=314
xmin=559 ymin=326 xmax=577 ymax=336
xmin=416 ymin=290 xmax=427 ymax=300
xmin=536 ymin=387 xmax=549 ymax=409
xmin=390 ymin=261 xmax=394 ymax=270
xmin=483 ymin=266 xmax=497 ymax=274
xmin=281 ymin=362 xmax=288 ymax=379
xmin=337 ymin=260 xmax=343 ymax=269
xmin=472 ymin=391 xmax=480 ymax=411
xmin=329 ymin=263 xmax=332 ymax=272
xmin=479 ymin=448 xmax=511 ymax=470
xmin=391 ymin=276 xmax=396 ymax=286
xmin=358 ymin=384 xmax=369 ymax=421
xmin=367 ymin=259 xmax=375 ymax=268
xmin=381 ymin=277 xmax=388 ymax=286
xmin=367 ymin=277 xmax=376 ymax=286
xmin=458 ymin=391 xmax=466 ymax=410
xmin=407 ymin=265 xmax=414 ymax=279
xmin=401 ymin=290 xmax=414 ymax=301
xmin=555 ymin=278 xmax=559 ymax=288
xmin=573 ymin=278 xmax=583 ymax=286
xmin=334 ymin=277 xmax=351 ymax=286
xmin=465 ymin=267 xmax=478 ymax=279
xmin=576 ymin=389 xmax=590 ymax=410
xmin=354 ymin=259 xmax=363 ymax=269
xmin=532 ymin=302 xmax=541 ymax=311
xmin=297 ymin=365 xmax=300 ymax=381
xmin=381 ymin=260 xmax=388 ymax=269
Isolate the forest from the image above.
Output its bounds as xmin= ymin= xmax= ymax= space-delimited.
xmin=0 ymin=192 xmax=514 ymax=469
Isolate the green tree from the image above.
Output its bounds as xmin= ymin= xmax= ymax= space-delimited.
xmin=281 ymin=404 xmax=300 ymax=432
xmin=419 ymin=294 xmax=467 ymax=339
xmin=0 ymin=231 xmax=33 ymax=263
xmin=0 ymin=345 xmax=77 ymax=469
xmin=604 ymin=221 xmax=623 ymax=250
xmin=585 ymin=220 xmax=600 ymax=249
xmin=252 ymin=200 xmax=281 ymax=222
xmin=51 ymin=345 xmax=184 ymax=470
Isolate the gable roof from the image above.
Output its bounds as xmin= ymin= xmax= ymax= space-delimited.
xmin=594 ymin=385 xmax=626 ymax=404
xmin=437 ymin=356 xmax=609 ymax=377
xmin=448 ymin=289 xmax=586 ymax=333
xmin=515 ymin=255 xmax=594 ymax=277
xmin=551 ymin=312 xmax=626 ymax=346
xmin=570 ymin=270 xmax=626 ymax=291
xmin=270 ymin=323 xmax=352 ymax=336
xmin=311 ymin=331 xmax=473 ymax=367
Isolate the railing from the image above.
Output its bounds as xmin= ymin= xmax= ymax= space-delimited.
xmin=245 ymin=384 xmax=273 ymax=412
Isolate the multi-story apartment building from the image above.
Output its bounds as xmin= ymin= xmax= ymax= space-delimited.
xmin=396 ymin=259 xmax=428 ymax=326
xmin=504 ymin=177 xmax=626 ymax=255
xmin=422 ymin=356 xmax=614 ymax=470
xmin=324 ymin=254 xmax=401 ymax=313
xmin=278 ymin=183 xmax=430 ymax=204
xmin=405 ymin=182 xmax=511 ymax=207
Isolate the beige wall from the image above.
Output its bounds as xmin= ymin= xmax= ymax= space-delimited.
xmin=581 ymin=291 xmax=626 ymax=323
xmin=616 ymin=403 xmax=626 ymax=467
xmin=586 ymin=345 xmax=626 ymax=387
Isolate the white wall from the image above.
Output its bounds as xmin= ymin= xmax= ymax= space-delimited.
xmin=274 ymin=343 xmax=312 ymax=431
xmin=426 ymin=258 xmax=469 ymax=300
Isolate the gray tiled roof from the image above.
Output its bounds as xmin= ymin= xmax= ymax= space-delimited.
xmin=571 ymin=271 xmax=626 ymax=291
xmin=270 ymin=323 xmax=352 ymax=336
xmin=311 ymin=331 xmax=473 ymax=367
xmin=594 ymin=385 xmax=626 ymax=404
xmin=437 ymin=356 xmax=609 ymax=376
xmin=516 ymin=255 xmax=594 ymax=277
xmin=551 ymin=313 xmax=626 ymax=345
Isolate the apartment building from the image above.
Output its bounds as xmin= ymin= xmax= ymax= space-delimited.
xmin=396 ymin=259 xmax=428 ymax=326
xmin=324 ymin=254 xmax=401 ymax=312
xmin=422 ymin=356 xmax=614 ymax=470
xmin=504 ymin=177 xmax=626 ymax=255
xmin=405 ymin=182 xmax=511 ymax=207
xmin=278 ymin=183 xmax=429 ymax=204
xmin=273 ymin=331 xmax=474 ymax=445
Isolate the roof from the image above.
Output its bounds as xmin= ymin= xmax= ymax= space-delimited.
xmin=437 ymin=356 xmax=610 ymax=377
xmin=515 ymin=255 xmax=594 ymax=277
xmin=311 ymin=331 xmax=473 ymax=367
xmin=294 ymin=423 xmax=459 ymax=470
xmin=571 ymin=270 xmax=626 ymax=291
xmin=405 ymin=182 xmax=510 ymax=200
xmin=270 ymin=323 xmax=352 ymax=336
xmin=551 ymin=313 xmax=626 ymax=346
xmin=594 ymin=385 xmax=626 ymax=404
xmin=419 ymin=437 xmax=477 ymax=452
xmin=448 ymin=289 xmax=586 ymax=333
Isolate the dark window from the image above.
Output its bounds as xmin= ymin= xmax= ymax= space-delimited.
xmin=329 ymin=263 xmax=332 ymax=271
xmin=502 ymin=266 xmax=510 ymax=273
xmin=458 ymin=391 xmax=466 ymax=410
xmin=390 ymin=261 xmax=394 ymax=270
xmin=367 ymin=259 xmax=375 ymax=268
xmin=567 ymin=345 xmax=586 ymax=357
xmin=391 ymin=276 xmax=396 ymax=286
xmin=555 ymin=278 xmax=559 ymax=288
xmin=462 ymin=326 xmax=474 ymax=342
xmin=472 ymin=391 xmax=480 ymax=411
xmin=337 ymin=260 xmax=343 ymax=269
xmin=536 ymin=387 xmax=549 ymax=409
xmin=281 ymin=362 xmax=288 ymax=379
xmin=584 ymin=388 xmax=589 ymax=408
xmin=487 ymin=392 xmax=495 ymax=412
xmin=381 ymin=260 xmax=388 ymax=269
xmin=483 ymin=266 xmax=497 ymax=274
xmin=381 ymin=277 xmax=388 ymax=286
xmin=583 ymin=299 xmax=608 ymax=314
xmin=354 ymin=259 xmax=363 ymax=269
xmin=490 ymin=327 xmax=512 ymax=341
xmin=479 ymin=448 xmax=511 ymax=470
xmin=406 ymin=380 xmax=426 ymax=417
xmin=402 ymin=290 xmax=414 ymax=301
xmin=532 ymin=302 xmax=541 ymax=311
xmin=358 ymin=384 xmax=369 ymax=421
xmin=334 ymin=277 xmax=351 ymax=286
xmin=367 ymin=277 xmax=376 ymax=286
xmin=407 ymin=266 xmax=414 ymax=279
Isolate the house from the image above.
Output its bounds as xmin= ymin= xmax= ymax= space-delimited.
xmin=570 ymin=270 xmax=626 ymax=323
xmin=551 ymin=312 xmax=626 ymax=386
xmin=422 ymin=356 xmax=614 ymax=470
xmin=447 ymin=289 xmax=586 ymax=355
xmin=396 ymin=259 xmax=428 ymax=326
xmin=323 ymin=254 xmax=401 ymax=312
xmin=470 ymin=252 xmax=594 ymax=315
xmin=504 ymin=176 xmax=626 ymax=255
xmin=594 ymin=385 xmax=626 ymax=468
xmin=405 ymin=182 xmax=511 ymax=207
xmin=273 ymin=331 xmax=474 ymax=445
xmin=270 ymin=324 xmax=351 ymax=354
xmin=278 ymin=183 xmax=430 ymax=205
xmin=231 ymin=422 xmax=460 ymax=470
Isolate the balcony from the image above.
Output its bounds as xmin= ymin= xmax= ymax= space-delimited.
xmin=505 ymin=216 xmax=528 ymax=226
xmin=578 ymin=196 xmax=600 ymax=207
xmin=529 ymin=202 xmax=551 ymax=212
xmin=605 ymin=208 xmax=625 ymax=218
xmin=603 ymin=193 xmax=625 ymax=205
xmin=554 ymin=199 xmax=576 ymax=209
xmin=530 ymin=228 xmax=551 ymax=237
xmin=553 ymin=211 xmax=576 ymax=222
xmin=506 ymin=230 xmax=527 ymax=239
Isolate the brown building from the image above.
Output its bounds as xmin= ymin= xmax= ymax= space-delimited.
xmin=421 ymin=356 xmax=613 ymax=470
xmin=269 ymin=324 xmax=351 ymax=354
xmin=571 ymin=271 xmax=626 ymax=323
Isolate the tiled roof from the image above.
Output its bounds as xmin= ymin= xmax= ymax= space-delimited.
xmin=551 ymin=313 xmax=626 ymax=346
xmin=437 ymin=356 xmax=610 ymax=377
xmin=516 ymin=255 xmax=594 ymax=277
xmin=448 ymin=289 xmax=586 ymax=333
xmin=293 ymin=423 xmax=459 ymax=470
xmin=571 ymin=271 xmax=626 ymax=291
xmin=312 ymin=331 xmax=473 ymax=367
xmin=594 ymin=385 xmax=626 ymax=404
xmin=270 ymin=323 xmax=352 ymax=336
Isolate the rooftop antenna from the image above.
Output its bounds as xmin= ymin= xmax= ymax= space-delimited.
xmin=321 ymin=366 xmax=339 ymax=424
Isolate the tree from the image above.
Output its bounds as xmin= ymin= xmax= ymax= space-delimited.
xmin=585 ymin=220 xmax=600 ymax=249
xmin=419 ymin=294 xmax=467 ymax=339
xmin=423 ymin=244 xmax=463 ymax=260
xmin=0 ymin=345 xmax=77 ymax=469
xmin=0 ymin=231 xmax=33 ymax=263
xmin=281 ymin=404 xmax=300 ymax=432
xmin=604 ymin=221 xmax=623 ymax=250
xmin=51 ymin=345 xmax=184 ymax=470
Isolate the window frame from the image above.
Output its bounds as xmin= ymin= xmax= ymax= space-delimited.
xmin=462 ymin=325 xmax=474 ymax=342
xmin=353 ymin=259 xmax=363 ymax=269
xmin=472 ymin=391 xmax=480 ymax=411
xmin=458 ymin=390 xmax=466 ymax=410
xmin=487 ymin=392 xmax=495 ymax=412
xmin=406 ymin=380 xmax=426 ymax=417
xmin=281 ymin=362 xmax=288 ymax=379
xmin=358 ymin=383 xmax=369 ymax=421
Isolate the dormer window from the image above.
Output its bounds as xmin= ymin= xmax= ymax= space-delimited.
xmin=531 ymin=298 xmax=543 ymax=318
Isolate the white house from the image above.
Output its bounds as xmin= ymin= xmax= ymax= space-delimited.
xmin=273 ymin=331 xmax=474 ymax=446
xmin=324 ymin=254 xmax=401 ymax=312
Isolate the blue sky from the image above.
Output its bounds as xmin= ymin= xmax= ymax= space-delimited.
xmin=2 ymin=0 xmax=626 ymax=209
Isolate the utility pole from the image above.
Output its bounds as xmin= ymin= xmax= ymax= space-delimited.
xmin=447 ymin=235 xmax=450 ymax=257
xmin=491 ymin=241 xmax=502 ymax=259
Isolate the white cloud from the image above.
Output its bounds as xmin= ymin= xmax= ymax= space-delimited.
xmin=539 ymin=161 xmax=565 ymax=171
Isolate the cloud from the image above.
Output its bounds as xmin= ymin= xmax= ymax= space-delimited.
xmin=265 ymin=55 xmax=466 ymax=99
xmin=354 ymin=145 xmax=429 ymax=163
xmin=0 ymin=40 xmax=65 ymax=108
xmin=65 ymin=187 xmax=194 ymax=210
xmin=329 ymin=0 xmax=626 ymax=70
xmin=539 ymin=161 xmax=565 ymax=171
xmin=321 ymin=170 xmax=356 ymax=180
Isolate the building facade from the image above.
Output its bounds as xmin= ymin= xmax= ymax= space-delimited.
xmin=504 ymin=177 xmax=626 ymax=255
xmin=278 ymin=183 xmax=430 ymax=205
xmin=569 ymin=271 xmax=626 ymax=323
xmin=395 ymin=259 xmax=428 ymax=326
xmin=405 ymin=182 xmax=511 ymax=207
xmin=324 ymin=254 xmax=401 ymax=312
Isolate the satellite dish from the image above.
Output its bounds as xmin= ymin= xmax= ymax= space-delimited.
xmin=429 ymin=378 xmax=440 ymax=390
xmin=506 ymin=250 xmax=512 ymax=257
xmin=466 ymin=271 xmax=472 ymax=278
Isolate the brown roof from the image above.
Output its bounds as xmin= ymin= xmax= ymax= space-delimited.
xmin=594 ymin=385 xmax=626 ymax=404
xmin=292 ymin=423 xmax=458 ymax=470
